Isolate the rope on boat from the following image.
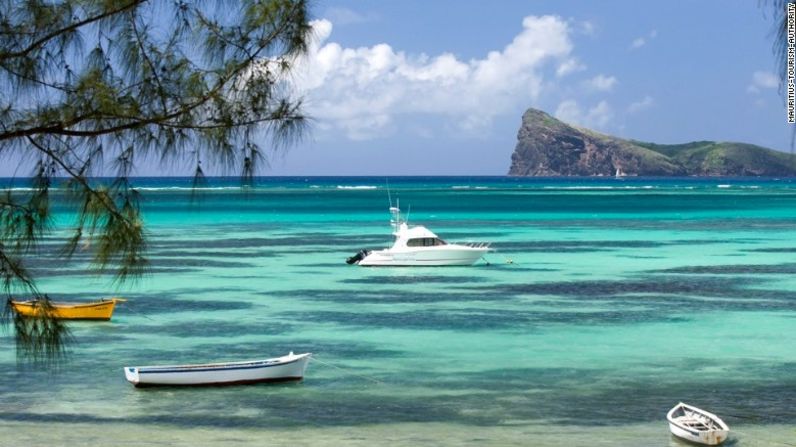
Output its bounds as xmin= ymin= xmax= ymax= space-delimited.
xmin=310 ymin=356 xmax=386 ymax=385
xmin=120 ymin=303 xmax=156 ymax=321
xmin=481 ymin=255 xmax=515 ymax=266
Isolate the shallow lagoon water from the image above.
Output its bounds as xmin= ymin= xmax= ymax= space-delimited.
xmin=1 ymin=176 xmax=796 ymax=446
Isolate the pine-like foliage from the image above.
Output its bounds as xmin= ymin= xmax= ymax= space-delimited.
xmin=0 ymin=0 xmax=311 ymax=363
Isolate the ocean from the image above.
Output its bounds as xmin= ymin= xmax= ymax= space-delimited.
xmin=1 ymin=176 xmax=795 ymax=446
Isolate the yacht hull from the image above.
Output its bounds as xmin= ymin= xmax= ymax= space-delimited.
xmin=350 ymin=204 xmax=490 ymax=267
xmin=358 ymin=246 xmax=488 ymax=266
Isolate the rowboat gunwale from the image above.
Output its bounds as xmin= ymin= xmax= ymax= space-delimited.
xmin=134 ymin=353 xmax=311 ymax=374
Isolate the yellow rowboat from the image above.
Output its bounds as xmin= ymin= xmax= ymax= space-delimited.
xmin=10 ymin=298 xmax=125 ymax=321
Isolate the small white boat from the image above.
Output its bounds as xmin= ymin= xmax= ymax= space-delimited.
xmin=667 ymin=402 xmax=729 ymax=445
xmin=124 ymin=352 xmax=311 ymax=387
xmin=347 ymin=203 xmax=490 ymax=266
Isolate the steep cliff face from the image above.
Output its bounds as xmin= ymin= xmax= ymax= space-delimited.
xmin=509 ymin=108 xmax=796 ymax=176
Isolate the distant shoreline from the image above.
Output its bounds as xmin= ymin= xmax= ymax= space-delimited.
xmin=3 ymin=175 xmax=796 ymax=180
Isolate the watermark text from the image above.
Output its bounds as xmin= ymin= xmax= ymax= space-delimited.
xmin=788 ymin=2 xmax=795 ymax=123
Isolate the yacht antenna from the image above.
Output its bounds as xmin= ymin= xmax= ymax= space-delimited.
xmin=386 ymin=178 xmax=393 ymax=208
xmin=389 ymin=198 xmax=401 ymax=235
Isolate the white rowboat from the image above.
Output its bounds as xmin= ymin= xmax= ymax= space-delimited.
xmin=124 ymin=352 xmax=311 ymax=387
xmin=667 ymin=402 xmax=729 ymax=445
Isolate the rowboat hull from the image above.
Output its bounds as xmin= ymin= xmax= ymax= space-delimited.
xmin=10 ymin=298 xmax=122 ymax=320
xmin=667 ymin=402 xmax=729 ymax=445
xmin=124 ymin=352 xmax=311 ymax=387
xmin=668 ymin=422 xmax=728 ymax=445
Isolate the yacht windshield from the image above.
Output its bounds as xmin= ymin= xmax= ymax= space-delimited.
xmin=407 ymin=237 xmax=447 ymax=247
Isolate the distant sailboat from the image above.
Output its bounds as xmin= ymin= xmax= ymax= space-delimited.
xmin=615 ymin=167 xmax=625 ymax=178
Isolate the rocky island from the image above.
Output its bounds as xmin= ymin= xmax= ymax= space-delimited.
xmin=509 ymin=108 xmax=796 ymax=176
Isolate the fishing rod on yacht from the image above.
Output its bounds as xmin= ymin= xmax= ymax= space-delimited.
xmin=346 ymin=181 xmax=492 ymax=266
xmin=386 ymin=178 xmax=393 ymax=209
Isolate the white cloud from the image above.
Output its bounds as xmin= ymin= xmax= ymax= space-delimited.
xmin=323 ymin=7 xmax=375 ymax=25
xmin=289 ymin=16 xmax=575 ymax=139
xmin=586 ymin=101 xmax=614 ymax=128
xmin=627 ymin=95 xmax=654 ymax=113
xmin=747 ymin=70 xmax=779 ymax=93
xmin=554 ymin=99 xmax=613 ymax=130
xmin=584 ymin=74 xmax=617 ymax=91
xmin=557 ymin=58 xmax=585 ymax=77
xmin=754 ymin=71 xmax=778 ymax=87
xmin=554 ymin=99 xmax=582 ymax=125
xmin=579 ymin=20 xmax=596 ymax=36
xmin=630 ymin=30 xmax=657 ymax=50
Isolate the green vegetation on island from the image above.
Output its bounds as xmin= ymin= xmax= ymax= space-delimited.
xmin=509 ymin=108 xmax=796 ymax=176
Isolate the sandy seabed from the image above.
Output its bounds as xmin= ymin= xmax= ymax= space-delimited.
xmin=1 ymin=421 xmax=794 ymax=447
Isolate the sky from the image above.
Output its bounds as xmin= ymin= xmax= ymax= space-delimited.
xmin=0 ymin=1 xmax=789 ymax=176
xmin=268 ymin=0 xmax=789 ymax=176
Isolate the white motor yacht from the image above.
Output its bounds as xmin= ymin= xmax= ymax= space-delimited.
xmin=347 ymin=204 xmax=490 ymax=266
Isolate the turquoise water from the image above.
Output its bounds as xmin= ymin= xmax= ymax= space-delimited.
xmin=1 ymin=176 xmax=796 ymax=446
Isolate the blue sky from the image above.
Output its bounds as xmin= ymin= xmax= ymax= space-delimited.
xmin=268 ymin=0 xmax=787 ymax=176
xmin=0 ymin=1 xmax=789 ymax=176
